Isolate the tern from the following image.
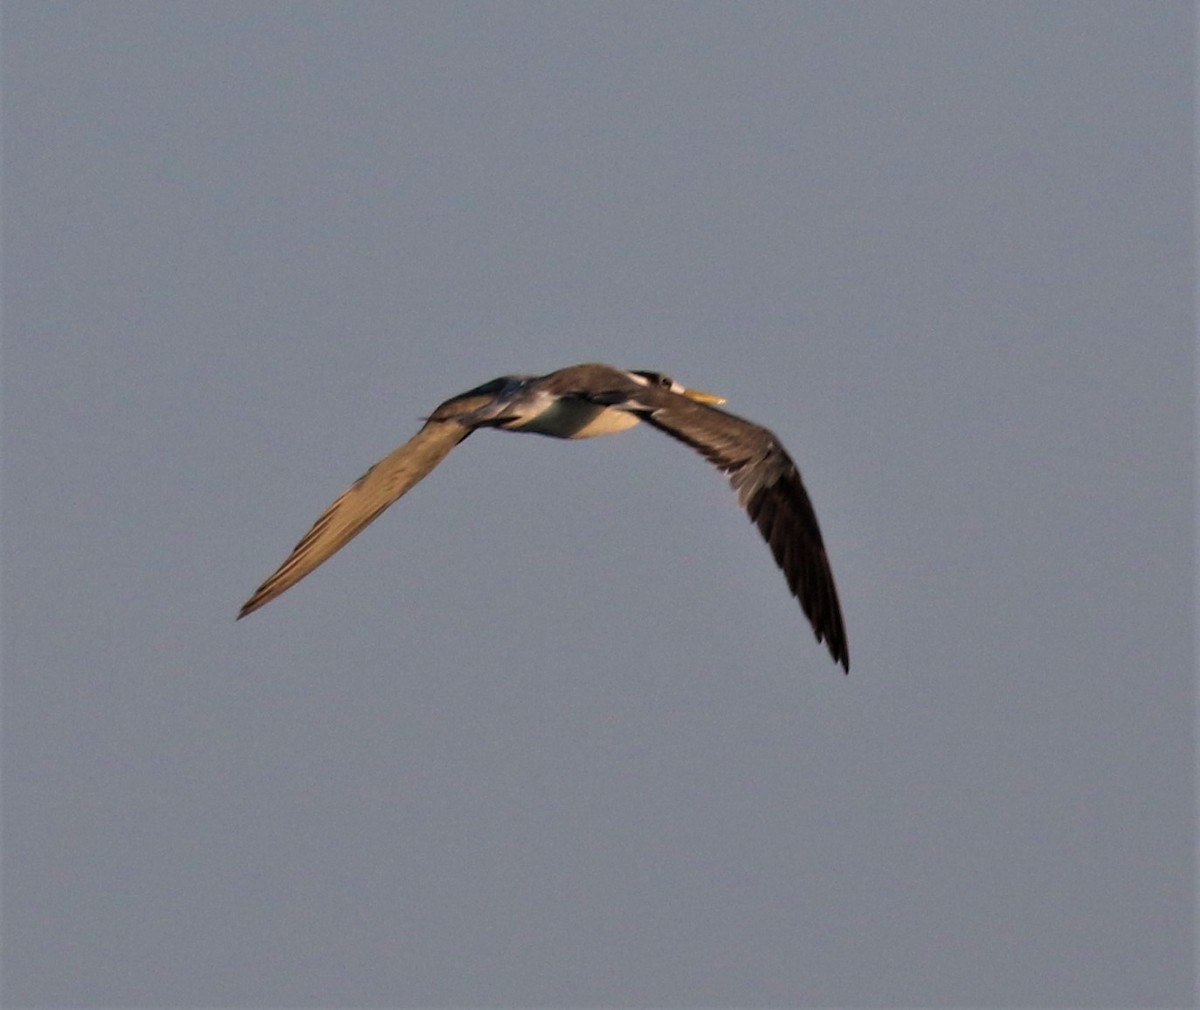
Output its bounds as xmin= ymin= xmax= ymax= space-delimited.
xmin=238 ymin=363 xmax=849 ymax=670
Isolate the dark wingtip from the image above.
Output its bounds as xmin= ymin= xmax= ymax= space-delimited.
xmin=824 ymin=634 xmax=849 ymax=673
xmin=831 ymin=629 xmax=849 ymax=673
xmin=832 ymin=629 xmax=849 ymax=673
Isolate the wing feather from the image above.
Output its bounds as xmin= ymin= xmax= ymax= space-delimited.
xmin=626 ymin=389 xmax=849 ymax=671
xmin=237 ymin=419 xmax=471 ymax=619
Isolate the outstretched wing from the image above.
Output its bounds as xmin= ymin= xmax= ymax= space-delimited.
xmin=238 ymin=419 xmax=472 ymax=619
xmin=621 ymin=387 xmax=849 ymax=671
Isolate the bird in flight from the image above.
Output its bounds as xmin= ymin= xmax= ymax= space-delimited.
xmin=239 ymin=363 xmax=849 ymax=670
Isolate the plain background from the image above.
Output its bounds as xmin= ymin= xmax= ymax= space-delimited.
xmin=3 ymin=3 xmax=1193 ymax=1007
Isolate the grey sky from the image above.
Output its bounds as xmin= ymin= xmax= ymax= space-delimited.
xmin=3 ymin=2 xmax=1193 ymax=1006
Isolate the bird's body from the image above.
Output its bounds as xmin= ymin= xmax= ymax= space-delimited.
xmin=239 ymin=363 xmax=849 ymax=670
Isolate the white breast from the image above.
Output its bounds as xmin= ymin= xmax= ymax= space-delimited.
xmin=506 ymin=398 xmax=642 ymax=439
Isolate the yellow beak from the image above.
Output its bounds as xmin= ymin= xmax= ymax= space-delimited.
xmin=682 ymin=386 xmax=726 ymax=406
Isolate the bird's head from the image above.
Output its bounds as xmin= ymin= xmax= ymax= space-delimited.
xmin=628 ymin=370 xmax=726 ymax=405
